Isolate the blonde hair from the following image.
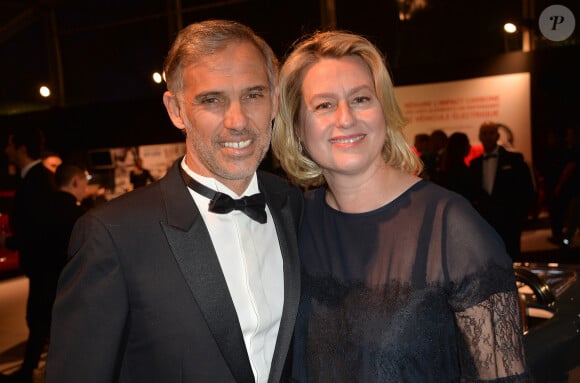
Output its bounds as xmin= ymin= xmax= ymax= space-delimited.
xmin=271 ymin=30 xmax=421 ymax=188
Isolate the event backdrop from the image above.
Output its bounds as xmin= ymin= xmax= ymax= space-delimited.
xmin=395 ymin=72 xmax=532 ymax=164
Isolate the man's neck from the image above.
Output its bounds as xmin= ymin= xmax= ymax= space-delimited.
xmin=484 ymin=146 xmax=499 ymax=155
xmin=60 ymin=186 xmax=81 ymax=203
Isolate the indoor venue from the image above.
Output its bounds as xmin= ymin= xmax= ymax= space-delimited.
xmin=0 ymin=1 xmax=579 ymax=382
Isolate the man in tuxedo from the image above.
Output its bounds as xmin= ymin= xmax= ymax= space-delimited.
xmin=45 ymin=20 xmax=302 ymax=383
xmin=2 ymin=127 xmax=57 ymax=383
xmin=41 ymin=163 xmax=89 ymax=292
xmin=469 ymin=121 xmax=534 ymax=261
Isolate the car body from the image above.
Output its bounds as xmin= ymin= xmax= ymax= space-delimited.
xmin=0 ymin=242 xmax=19 ymax=274
xmin=0 ymin=189 xmax=19 ymax=276
xmin=516 ymin=262 xmax=580 ymax=382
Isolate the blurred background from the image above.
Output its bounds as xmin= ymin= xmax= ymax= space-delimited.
xmin=0 ymin=3 xmax=579 ymax=382
xmin=0 ymin=0 xmax=577 ymax=155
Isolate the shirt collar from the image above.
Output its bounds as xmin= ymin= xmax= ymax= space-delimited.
xmin=21 ymin=159 xmax=42 ymax=178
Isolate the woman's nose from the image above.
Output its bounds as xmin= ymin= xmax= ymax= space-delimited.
xmin=336 ymin=102 xmax=355 ymax=128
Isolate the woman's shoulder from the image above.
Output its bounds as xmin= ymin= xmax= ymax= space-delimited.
xmin=408 ymin=180 xmax=487 ymax=235
xmin=408 ymin=179 xmax=467 ymax=204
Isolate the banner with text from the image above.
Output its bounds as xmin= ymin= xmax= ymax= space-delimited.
xmin=395 ymin=72 xmax=532 ymax=163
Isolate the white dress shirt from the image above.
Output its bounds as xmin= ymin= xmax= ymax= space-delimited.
xmin=182 ymin=160 xmax=283 ymax=383
xmin=482 ymin=148 xmax=499 ymax=195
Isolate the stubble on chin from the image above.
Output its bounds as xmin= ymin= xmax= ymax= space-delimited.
xmin=183 ymin=114 xmax=272 ymax=180
xmin=186 ymin=136 xmax=269 ymax=181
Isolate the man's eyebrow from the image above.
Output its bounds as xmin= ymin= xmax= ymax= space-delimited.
xmin=193 ymin=91 xmax=224 ymax=103
xmin=193 ymin=86 xmax=268 ymax=100
xmin=245 ymin=85 xmax=268 ymax=92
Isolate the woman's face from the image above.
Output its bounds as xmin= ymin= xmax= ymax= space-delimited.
xmin=299 ymin=56 xmax=387 ymax=180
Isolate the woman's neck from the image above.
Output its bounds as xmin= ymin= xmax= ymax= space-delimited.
xmin=324 ymin=165 xmax=419 ymax=213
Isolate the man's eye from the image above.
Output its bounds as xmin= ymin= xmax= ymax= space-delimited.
xmin=201 ymin=97 xmax=219 ymax=104
xmin=247 ymin=92 xmax=264 ymax=100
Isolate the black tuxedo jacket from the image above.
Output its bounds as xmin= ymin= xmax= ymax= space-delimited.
xmin=469 ymin=146 xmax=533 ymax=221
xmin=46 ymin=160 xmax=303 ymax=383
xmin=9 ymin=161 xmax=56 ymax=275
xmin=469 ymin=146 xmax=534 ymax=257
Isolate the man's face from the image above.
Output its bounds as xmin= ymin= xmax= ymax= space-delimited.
xmin=43 ymin=155 xmax=62 ymax=173
xmin=163 ymin=42 xmax=276 ymax=191
xmin=479 ymin=124 xmax=499 ymax=152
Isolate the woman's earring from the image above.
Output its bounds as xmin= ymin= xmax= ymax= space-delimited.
xmin=297 ymin=140 xmax=303 ymax=153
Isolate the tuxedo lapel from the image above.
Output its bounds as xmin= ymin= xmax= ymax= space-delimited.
xmin=259 ymin=174 xmax=301 ymax=383
xmin=159 ymin=161 xmax=254 ymax=383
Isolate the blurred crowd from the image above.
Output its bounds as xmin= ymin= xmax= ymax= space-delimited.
xmin=414 ymin=123 xmax=579 ymax=259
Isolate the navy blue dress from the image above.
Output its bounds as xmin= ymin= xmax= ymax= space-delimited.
xmin=293 ymin=180 xmax=530 ymax=382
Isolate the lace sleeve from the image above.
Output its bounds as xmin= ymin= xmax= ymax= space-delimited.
xmin=454 ymin=290 xmax=532 ymax=382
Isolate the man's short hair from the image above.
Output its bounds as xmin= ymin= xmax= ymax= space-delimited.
xmin=55 ymin=163 xmax=87 ymax=188
xmin=11 ymin=127 xmax=46 ymax=160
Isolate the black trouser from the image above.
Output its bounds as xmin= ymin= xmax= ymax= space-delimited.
xmin=21 ymin=271 xmax=59 ymax=374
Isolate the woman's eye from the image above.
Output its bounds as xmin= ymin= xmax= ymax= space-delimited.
xmin=315 ymin=102 xmax=333 ymax=110
xmin=353 ymin=96 xmax=370 ymax=104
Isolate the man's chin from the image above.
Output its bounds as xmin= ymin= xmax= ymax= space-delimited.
xmin=214 ymin=162 xmax=259 ymax=181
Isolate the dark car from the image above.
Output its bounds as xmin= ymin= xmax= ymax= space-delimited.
xmin=516 ymin=262 xmax=580 ymax=382
xmin=0 ymin=189 xmax=19 ymax=276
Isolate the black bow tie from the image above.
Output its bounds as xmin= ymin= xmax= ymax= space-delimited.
xmin=483 ymin=153 xmax=498 ymax=160
xmin=180 ymin=169 xmax=267 ymax=224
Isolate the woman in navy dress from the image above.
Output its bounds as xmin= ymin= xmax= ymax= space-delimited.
xmin=272 ymin=31 xmax=530 ymax=382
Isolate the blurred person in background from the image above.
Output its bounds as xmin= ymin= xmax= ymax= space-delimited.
xmin=10 ymin=163 xmax=89 ymax=383
xmin=41 ymin=151 xmax=62 ymax=174
xmin=129 ymin=156 xmax=155 ymax=190
xmin=538 ymin=130 xmax=567 ymax=241
xmin=438 ymin=132 xmax=478 ymax=202
xmin=43 ymin=163 xmax=90 ymax=273
xmin=413 ymin=133 xmax=430 ymax=155
xmin=423 ymin=129 xmax=448 ymax=183
xmin=547 ymin=127 xmax=580 ymax=247
xmin=1 ymin=127 xmax=57 ymax=383
xmin=469 ymin=121 xmax=535 ymax=261
xmin=413 ymin=133 xmax=431 ymax=179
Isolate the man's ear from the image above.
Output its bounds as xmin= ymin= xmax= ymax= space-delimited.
xmin=163 ymin=91 xmax=186 ymax=131
xmin=71 ymin=176 xmax=79 ymax=188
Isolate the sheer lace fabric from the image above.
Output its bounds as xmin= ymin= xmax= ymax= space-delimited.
xmin=292 ymin=181 xmax=531 ymax=382
xmin=455 ymin=291 xmax=528 ymax=381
